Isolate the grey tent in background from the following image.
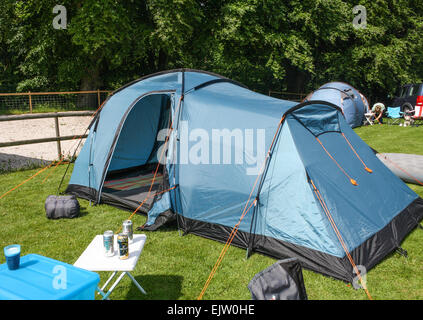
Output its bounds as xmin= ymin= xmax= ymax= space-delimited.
xmin=248 ymin=258 xmax=307 ymax=300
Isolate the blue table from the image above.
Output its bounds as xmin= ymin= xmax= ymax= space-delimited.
xmin=0 ymin=254 xmax=100 ymax=300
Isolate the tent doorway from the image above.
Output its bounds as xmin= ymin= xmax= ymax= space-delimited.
xmin=100 ymin=93 xmax=173 ymax=212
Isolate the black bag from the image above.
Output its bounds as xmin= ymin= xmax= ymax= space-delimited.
xmin=45 ymin=195 xmax=80 ymax=219
xmin=247 ymin=258 xmax=307 ymax=300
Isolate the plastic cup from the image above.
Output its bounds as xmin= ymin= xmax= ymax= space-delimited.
xmin=4 ymin=244 xmax=21 ymax=270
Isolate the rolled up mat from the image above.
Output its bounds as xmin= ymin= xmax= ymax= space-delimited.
xmin=376 ymin=153 xmax=423 ymax=185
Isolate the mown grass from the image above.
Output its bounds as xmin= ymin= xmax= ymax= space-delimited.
xmin=355 ymin=123 xmax=423 ymax=155
xmin=0 ymin=123 xmax=422 ymax=300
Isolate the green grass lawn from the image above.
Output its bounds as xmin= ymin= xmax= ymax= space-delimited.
xmin=0 ymin=124 xmax=422 ymax=300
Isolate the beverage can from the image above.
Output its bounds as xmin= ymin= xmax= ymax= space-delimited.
xmin=117 ymin=233 xmax=129 ymax=260
xmin=103 ymin=230 xmax=114 ymax=257
xmin=122 ymin=220 xmax=133 ymax=242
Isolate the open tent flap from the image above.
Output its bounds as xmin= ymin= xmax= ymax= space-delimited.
xmin=107 ymin=94 xmax=171 ymax=171
xmin=101 ymin=93 xmax=173 ymax=212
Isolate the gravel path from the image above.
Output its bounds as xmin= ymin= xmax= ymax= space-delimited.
xmin=0 ymin=114 xmax=92 ymax=171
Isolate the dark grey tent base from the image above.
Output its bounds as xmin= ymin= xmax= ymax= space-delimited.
xmin=66 ymin=184 xmax=97 ymax=203
xmin=177 ymin=197 xmax=423 ymax=283
xmin=65 ymin=184 xmax=151 ymax=213
xmin=65 ymin=183 xmax=175 ymax=230
xmin=100 ymin=163 xmax=165 ymax=211
xmin=67 ymin=163 xmax=167 ymax=210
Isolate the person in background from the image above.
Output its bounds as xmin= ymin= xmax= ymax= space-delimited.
xmin=371 ymin=102 xmax=385 ymax=124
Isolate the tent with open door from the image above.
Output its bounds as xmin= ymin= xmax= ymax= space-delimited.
xmin=304 ymin=82 xmax=370 ymax=128
xmin=66 ymin=69 xmax=423 ymax=282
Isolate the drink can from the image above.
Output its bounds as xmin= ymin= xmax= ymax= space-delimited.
xmin=117 ymin=233 xmax=129 ymax=260
xmin=122 ymin=220 xmax=133 ymax=242
xmin=103 ymin=230 xmax=114 ymax=257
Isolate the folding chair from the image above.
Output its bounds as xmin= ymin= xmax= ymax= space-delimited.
xmin=385 ymin=106 xmax=402 ymax=125
xmin=411 ymin=105 xmax=423 ymax=125
xmin=364 ymin=112 xmax=374 ymax=125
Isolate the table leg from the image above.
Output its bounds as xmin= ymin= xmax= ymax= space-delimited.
xmin=95 ymin=271 xmax=147 ymax=300
xmin=97 ymin=286 xmax=107 ymax=299
xmin=98 ymin=271 xmax=117 ymax=295
xmin=125 ymin=272 xmax=147 ymax=295
xmin=101 ymin=272 xmax=126 ymax=300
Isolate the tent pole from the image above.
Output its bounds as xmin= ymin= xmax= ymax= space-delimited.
xmin=245 ymin=118 xmax=285 ymax=260
xmin=175 ymin=71 xmax=185 ymax=237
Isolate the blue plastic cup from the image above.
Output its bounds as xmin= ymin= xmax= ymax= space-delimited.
xmin=4 ymin=244 xmax=21 ymax=270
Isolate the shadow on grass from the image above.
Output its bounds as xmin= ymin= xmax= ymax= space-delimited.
xmin=78 ymin=207 xmax=89 ymax=217
xmin=126 ymin=274 xmax=184 ymax=300
xmin=0 ymin=152 xmax=50 ymax=173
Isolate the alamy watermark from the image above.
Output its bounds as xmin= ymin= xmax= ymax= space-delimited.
xmin=51 ymin=4 xmax=366 ymax=31
xmin=52 ymin=5 xmax=67 ymax=30
xmin=353 ymin=5 xmax=367 ymax=29
xmin=156 ymin=121 xmax=267 ymax=176
xmin=52 ymin=265 xmax=67 ymax=290
xmin=352 ymin=265 xmax=367 ymax=290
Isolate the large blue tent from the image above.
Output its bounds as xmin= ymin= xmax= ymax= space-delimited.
xmin=304 ymin=82 xmax=370 ymax=128
xmin=66 ymin=69 xmax=423 ymax=282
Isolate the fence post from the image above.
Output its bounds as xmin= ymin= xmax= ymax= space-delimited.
xmin=54 ymin=114 xmax=62 ymax=159
xmin=28 ymin=91 xmax=32 ymax=113
xmin=97 ymin=89 xmax=101 ymax=108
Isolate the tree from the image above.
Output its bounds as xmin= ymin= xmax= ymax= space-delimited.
xmin=0 ymin=0 xmax=422 ymax=103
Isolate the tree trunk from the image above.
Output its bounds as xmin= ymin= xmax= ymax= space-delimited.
xmin=286 ymin=66 xmax=307 ymax=96
xmin=78 ymin=67 xmax=102 ymax=110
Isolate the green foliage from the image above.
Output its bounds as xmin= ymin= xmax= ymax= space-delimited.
xmin=0 ymin=1 xmax=422 ymax=102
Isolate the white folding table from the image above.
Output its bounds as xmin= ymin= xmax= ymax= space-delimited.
xmin=74 ymin=234 xmax=147 ymax=300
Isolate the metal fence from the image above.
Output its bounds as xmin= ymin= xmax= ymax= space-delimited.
xmin=0 ymin=90 xmax=306 ymax=113
xmin=0 ymin=90 xmax=112 ymax=114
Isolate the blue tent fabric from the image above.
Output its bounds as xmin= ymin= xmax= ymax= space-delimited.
xmin=306 ymin=82 xmax=369 ymax=128
xmin=177 ymin=83 xmax=296 ymax=232
xmin=66 ymin=69 xmax=423 ymax=282
xmin=256 ymin=121 xmax=342 ymax=256
xmin=108 ymin=94 xmax=166 ymax=171
xmin=287 ymin=105 xmax=418 ymax=255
